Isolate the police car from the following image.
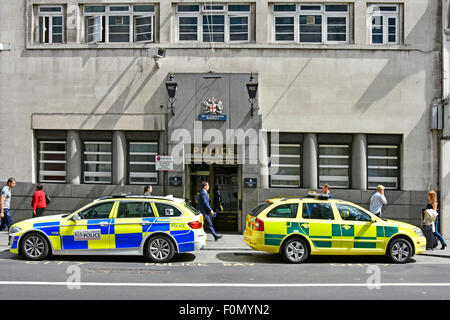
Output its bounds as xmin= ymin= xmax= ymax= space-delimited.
xmin=244 ymin=192 xmax=426 ymax=264
xmin=8 ymin=194 xmax=206 ymax=262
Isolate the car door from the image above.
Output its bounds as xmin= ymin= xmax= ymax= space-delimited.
xmin=300 ymin=201 xmax=341 ymax=251
xmin=263 ymin=201 xmax=300 ymax=247
xmin=335 ymin=203 xmax=384 ymax=253
xmin=61 ymin=201 xmax=116 ymax=251
xmin=111 ymin=200 xmax=156 ymax=250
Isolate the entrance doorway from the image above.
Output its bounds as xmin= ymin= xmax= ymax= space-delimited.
xmin=190 ymin=164 xmax=240 ymax=232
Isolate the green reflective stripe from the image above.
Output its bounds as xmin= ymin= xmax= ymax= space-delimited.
xmin=384 ymin=226 xmax=398 ymax=237
xmin=377 ymin=226 xmax=384 ymax=237
xmin=286 ymin=222 xmax=308 ymax=236
xmin=332 ymin=224 xmax=341 ymax=237
xmin=312 ymin=241 xmax=332 ymax=248
xmin=354 ymin=237 xmax=377 ymax=240
xmin=354 ymin=242 xmax=377 ymax=249
xmin=341 ymin=225 xmax=354 ymax=237
xmin=264 ymin=234 xmax=285 ymax=246
xmin=310 ymin=236 xmax=332 ymax=239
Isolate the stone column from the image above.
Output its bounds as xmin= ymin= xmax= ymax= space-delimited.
xmin=66 ymin=130 xmax=81 ymax=185
xmin=258 ymin=130 xmax=269 ymax=189
xmin=112 ymin=131 xmax=127 ymax=185
xmin=352 ymin=133 xmax=367 ymax=190
xmin=303 ymin=133 xmax=318 ymax=189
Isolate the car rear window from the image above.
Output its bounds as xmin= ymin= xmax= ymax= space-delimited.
xmin=249 ymin=202 xmax=272 ymax=217
xmin=184 ymin=202 xmax=202 ymax=216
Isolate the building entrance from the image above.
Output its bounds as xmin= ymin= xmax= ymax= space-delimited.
xmin=190 ymin=164 xmax=240 ymax=232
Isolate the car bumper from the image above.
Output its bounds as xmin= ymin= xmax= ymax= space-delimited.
xmin=193 ymin=229 xmax=207 ymax=250
xmin=414 ymin=236 xmax=427 ymax=255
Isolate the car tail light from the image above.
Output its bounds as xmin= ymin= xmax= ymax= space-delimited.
xmin=253 ymin=218 xmax=264 ymax=231
xmin=188 ymin=221 xmax=203 ymax=229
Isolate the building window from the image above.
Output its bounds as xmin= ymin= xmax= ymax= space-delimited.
xmin=176 ymin=3 xmax=251 ymax=43
xmin=273 ymin=3 xmax=350 ymax=43
xmin=83 ymin=141 xmax=112 ymax=184
xmin=270 ymin=143 xmax=301 ymax=187
xmin=38 ymin=141 xmax=66 ymax=183
xmin=128 ymin=142 xmax=158 ymax=185
xmin=367 ymin=145 xmax=399 ymax=189
xmin=318 ymin=144 xmax=350 ymax=188
xmin=83 ymin=4 xmax=155 ymax=43
xmin=368 ymin=4 xmax=399 ymax=44
xmin=37 ymin=5 xmax=64 ymax=44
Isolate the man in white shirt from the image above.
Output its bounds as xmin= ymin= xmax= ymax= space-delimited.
xmin=370 ymin=185 xmax=387 ymax=217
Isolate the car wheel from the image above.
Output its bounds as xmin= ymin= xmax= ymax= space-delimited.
xmin=145 ymin=235 xmax=175 ymax=263
xmin=387 ymin=238 xmax=413 ymax=263
xmin=282 ymin=237 xmax=309 ymax=263
xmin=21 ymin=233 xmax=49 ymax=261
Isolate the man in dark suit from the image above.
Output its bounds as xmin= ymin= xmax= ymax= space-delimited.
xmin=198 ymin=181 xmax=222 ymax=241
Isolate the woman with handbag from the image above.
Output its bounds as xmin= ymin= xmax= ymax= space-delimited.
xmin=424 ymin=190 xmax=447 ymax=250
xmin=31 ymin=184 xmax=47 ymax=218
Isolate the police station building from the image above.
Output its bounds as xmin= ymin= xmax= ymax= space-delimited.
xmin=0 ymin=0 xmax=445 ymax=235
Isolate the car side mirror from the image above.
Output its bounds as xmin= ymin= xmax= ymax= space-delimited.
xmin=70 ymin=213 xmax=81 ymax=221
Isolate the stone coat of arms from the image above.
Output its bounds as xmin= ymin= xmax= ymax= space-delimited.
xmin=201 ymin=97 xmax=223 ymax=115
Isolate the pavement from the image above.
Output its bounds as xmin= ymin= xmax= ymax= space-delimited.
xmin=0 ymin=230 xmax=449 ymax=258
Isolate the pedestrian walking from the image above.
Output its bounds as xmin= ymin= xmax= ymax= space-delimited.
xmin=144 ymin=185 xmax=152 ymax=196
xmin=198 ymin=182 xmax=222 ymax=241
xmin=424 ymin=190 xmax=447 ymax=250
xmin=31 ymin=184 xmax=47 ymax=218
xmin=369 ymin=185 xmax=387 ymax=217
xmin=321 ymin=183 xmax=333 ymax=198
xmin=1 ymin=177 xmax=16 ymax=231
xmin=213 ymin=185 xmax=224 ymax=212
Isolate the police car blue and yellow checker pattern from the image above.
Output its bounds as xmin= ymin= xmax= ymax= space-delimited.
xmin=9 ymin=196 xmax=205 ymax=261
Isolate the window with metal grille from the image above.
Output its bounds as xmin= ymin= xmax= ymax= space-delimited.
xmin=83 ymin=141 xmax=112 ymax=184
xmin=318 ymin=144 xmax=350 ymax=188
xmin=270 ymin=143 xmax=301 ymax=187
xmin=367 ymin=145 xmax=399 ymax=189
xmin=38 ymin=141 xmax=66 ymax=183
xmin=128 ymin=142 xmax=158 ymax=185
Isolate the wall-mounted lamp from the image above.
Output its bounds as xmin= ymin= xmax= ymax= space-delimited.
xmin=246 ymin=72 xmax=258 ymax=116
xmin=165 ymin=73 xmax=178 ymax=115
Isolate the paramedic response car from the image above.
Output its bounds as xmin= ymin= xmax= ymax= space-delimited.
xmin=244 ymin=193 xmax=426 ymax=264
xmin=8 ymin=194 xmax=206 ymax=262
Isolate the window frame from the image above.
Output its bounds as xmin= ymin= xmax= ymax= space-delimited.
xmin=269 ymin=143 xmax=302 ymax=188
xmin=367 ymin=144 xmax=400 ymax=190
xmin=77 ymin=201 xmax=115 ymax=220
xmin=82 ymin=4 xmax=156 ymax=44
xmin=127 ymin=141 xmax=159 ymax=185
xmin=318 ymin=144 xmax=351 ymax=189
xmin=37 ymin=140 xmax=67 ymax=183
xmin=272 ymin=3 xmax=350 ymax=44
xmin=301 ymin=202 xmax=335 ymax=220
xmin=175 ymin=3 xmax=251 ymax=43
xmin=82 ymin=140 xmax=113 ymax=184
xmin=116 ymin=200 xmax=156 ymax=218
xmin=37 ymin=5 xmax=65 ymax=44
xmin=368 ymin=4 xmax=400 ymax=45
xmin=154 ymin=202 xmax=184 ymax=217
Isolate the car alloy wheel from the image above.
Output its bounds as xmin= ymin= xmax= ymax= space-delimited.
xmin=146 ymin=236 xmax=175 ymax=263
xmin=22 ymin=233 xmax=49 ymax=261
xmin=389 ymin=238 xmax=412 ymax=263
xmin=282 ymin=238 xmax=309 ymax=263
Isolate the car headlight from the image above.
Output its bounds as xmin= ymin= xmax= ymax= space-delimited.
xmin=413 ymin=228 xmax=423 ymax=237
xmin=9 ymin=226 xmax=22 ymax=235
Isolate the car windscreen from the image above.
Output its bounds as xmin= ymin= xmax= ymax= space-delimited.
xmin=184 ymin=201 xmax=202 ymax=216
xmin=249 ymin=202 xmax=272 ymax=217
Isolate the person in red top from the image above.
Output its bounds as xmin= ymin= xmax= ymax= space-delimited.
xmin=31 ymin=184 xmax=47 ymax=217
